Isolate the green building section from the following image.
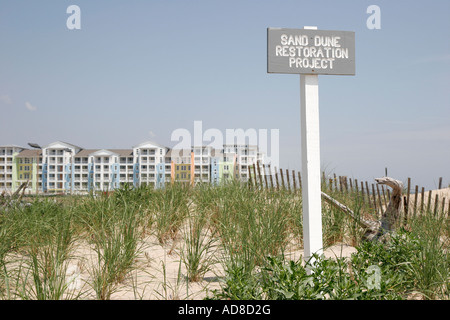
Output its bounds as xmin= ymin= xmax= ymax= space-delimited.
xmin=13 ymin=150 xmax=40 ymax=193
xmin=219 ymin=161 xmax=235 ymax=183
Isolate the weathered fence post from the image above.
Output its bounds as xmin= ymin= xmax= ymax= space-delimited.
xmin=275 ymin=167 xmax=280 ymax=191
xmin=420 ymin=187 xmax=425 ymax=213
xmin=376 ymin=184 xmax=383 ymax=215
xmin=292 ymin=170 xmax=297 ymax=191
xmin=434 ymin=194 xmax=439 ymax=216
xmin=372 ymin=184 xmax=378 ymax=217
xmin=257 ymin=161 xmax=263 ymax=188
xmin=268 ymin=164 xmax=274 ymax=190
xmin=298 ymin=171 xmax=302 ymax=189
xmin=427 ymin=190 xmax=432 ymax=213
xmin=405 ymin=178 xmax=411 ymax=217
xmin=262 ymin=163 xmax=269 ymax=189
xmin=413 ymin=185 xmax=419 ymax=218
xmin=252 ymin=164 xmax=258 ymax=188
xmin=286 ymin=169 xmax=291 ymax=192
xmin=280 ymin=168 xmax=286 ymax=190
xmin=248 ymin=166 xmax=253 ymax=189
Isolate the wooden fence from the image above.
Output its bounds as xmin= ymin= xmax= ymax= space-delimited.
xmin=248 ymin=161 xmax=449 ymax=221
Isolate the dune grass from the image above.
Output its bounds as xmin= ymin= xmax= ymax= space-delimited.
xmin=0 ymin=179 xmax=448 ymax=300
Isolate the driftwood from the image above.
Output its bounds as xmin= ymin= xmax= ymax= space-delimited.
xmin=321 ymin=176 xmax=404 ymax=241
xmin=321 ymin=192 xmax=381 ymax=241
xmin=1 ymin=180 xmax=29 ymax=208
xmin=375 ymin=177 xmax=403 ymax=233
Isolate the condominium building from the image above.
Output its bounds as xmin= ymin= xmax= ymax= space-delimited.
xmin=0 ymin=140 xmax=265 ymax=194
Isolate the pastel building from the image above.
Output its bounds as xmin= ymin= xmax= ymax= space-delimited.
xmin=0 ymin=145 xmax=26 ymax=193
xmin=0 ymin=140 xmax=266 ymax=194
xmin=15 ymin=149 xmax=42 ymax=194
xmin=170 ymin=149 xmax=193 ymax=184
xmin=209 ymin=149 xmax=223 ymax=185
xmin=223 ymin=144 xmax=262 ymax=182
xmin=219 ymin=154 xmax=236 ymax=183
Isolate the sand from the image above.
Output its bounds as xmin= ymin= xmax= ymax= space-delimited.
xmin=5 ymin=187 xmax=447 ymax=300
xmin=56 ymin=235 xmax=358 ymax=300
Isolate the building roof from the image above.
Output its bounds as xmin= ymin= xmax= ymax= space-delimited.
xmin=43 ymin=141 xmax=83 ymax=150
xmin=74 ymin=149 xmax=99 ymax=157
xmin=132 ymin=140 xmax=167 ymax=149
xmin=109 ymin=149 xmax=134 ymax=157
xmin=0 ymin=145 xmax=27 ymax=149
xmin=16 ymin=149 xmax=42 ymax=157
xmin=74 ymin=149 xmax=133 ymax=157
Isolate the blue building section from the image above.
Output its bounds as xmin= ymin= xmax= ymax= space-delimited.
xmin=156 ymin=163 xmax=165 ymax=189
xmin=111 ymin=163 xmax=119 ymax=189
xmin=133 ymin=162 xmax=139 ymax=188
xmin=42 ymin=163 xmax=48 ymax=192
xmin=64 ymin=163 xmax=71 ymax=192
xmin=210 ymin=157 xmax=220 ymax=186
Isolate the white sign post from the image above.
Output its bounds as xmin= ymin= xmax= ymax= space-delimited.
xmin=267 ymin=26 xmax=355 ymax=271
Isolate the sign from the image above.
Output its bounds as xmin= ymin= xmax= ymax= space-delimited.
xmin=267 ymin=26 xmax=355 ymax=271
xmin=267 ymin=28 xmax=355 ymax=75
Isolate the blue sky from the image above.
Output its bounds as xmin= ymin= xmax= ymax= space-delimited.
xmin=1 ymin=0 xmax=449 ymax=190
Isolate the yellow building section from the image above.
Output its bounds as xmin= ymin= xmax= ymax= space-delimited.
xmin=16 ymin=157 xmax=33 ymax=186
xmin=174 ymin=163 xmax=191 ymax=183
xmin=171 ymin=152 xmax=194 ymax=185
